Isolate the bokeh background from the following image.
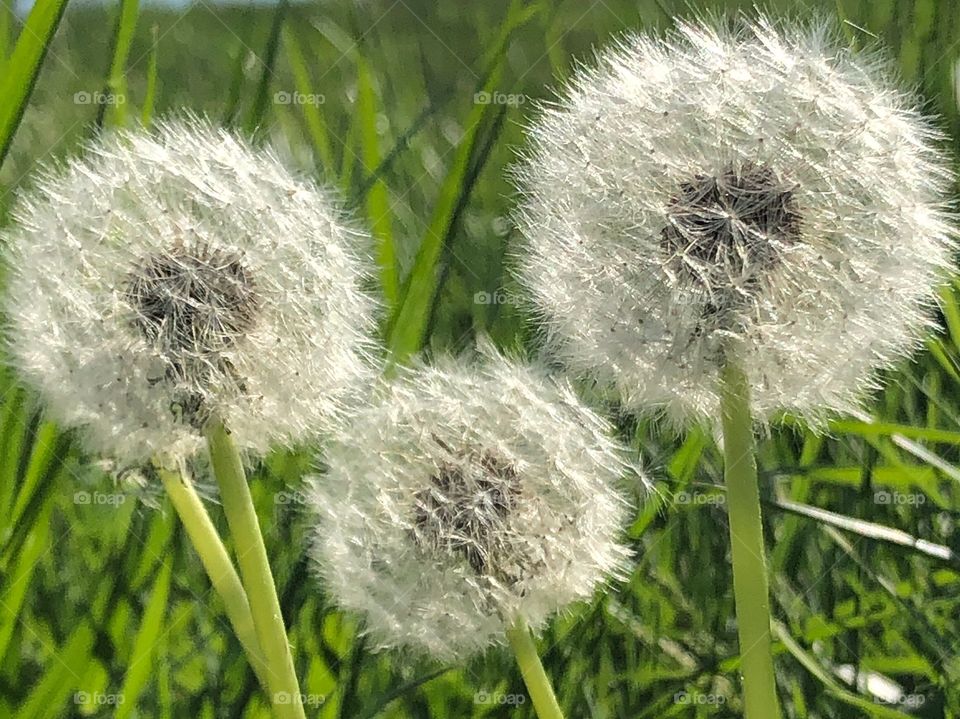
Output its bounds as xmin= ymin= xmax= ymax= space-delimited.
xmin=1 ymin=0 xmax=959 ymax=716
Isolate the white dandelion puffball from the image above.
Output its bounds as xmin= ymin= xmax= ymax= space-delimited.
xmin=310 ymin=351 xmax=634 ymax=660
xmin=4 ymin=118 xmax=377 ymax=464
xmin=514 ymin=17 xmax=956 ymax=426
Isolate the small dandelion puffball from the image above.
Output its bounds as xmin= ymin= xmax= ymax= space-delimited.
xmin=4 ymin=118 xmax=377 ymax=464
xmin=310 ymin=351 xmax=634 ymax=661
xmin=514 ymin=17 xmax=956 ymax=426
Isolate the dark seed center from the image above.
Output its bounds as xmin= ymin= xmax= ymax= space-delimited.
xmin=412 ymin=445 xmax=521 ymax=576
xmin=660 ymin=162 xmax=801 ymax=285
xmin=124 ymin=243 xmax=260 ymax=422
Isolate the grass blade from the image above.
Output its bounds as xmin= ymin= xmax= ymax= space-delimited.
xmin=16 ymin=622 xmax=95 ymax=719
xmin=282 ymin=26 xmax=334 ymax=172
xmin=115 ymin=560 xmax=173 ymax=719
xmin=386 ymin=0 xmax=533 ymax=362
xmin=773 ymin=622 xmax=914 ymax=718
xmin=356 ymin=53 xmax=397 ymax=306
xmin=244 ymin=0 xmax=288 ymax=136
xmin=0 ymin=501 xmax=50 ymax=665
xmin=98 ymin=0 xmax=139 ymax=128
xmin=0 ymin=0 xmax=71 ymax=167
xmin=771 ymin=499 xmax=957 ymax=567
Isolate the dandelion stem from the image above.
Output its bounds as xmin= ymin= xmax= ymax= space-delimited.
xmin=719 ymin=362 xmax=781 ymax=719
xmin=505 ymin=617 xmax=565 ymax=719
xmin=154 ymin=462 xmax=272 ymax=695
xmin=205 ymin=417 xmax=306 ymax=719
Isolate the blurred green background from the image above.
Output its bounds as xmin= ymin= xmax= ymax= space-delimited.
xmin=1 ymin=0 xmax=959 ymax=716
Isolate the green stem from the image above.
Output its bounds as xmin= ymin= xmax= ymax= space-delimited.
xmin=154 ymin=462 xmax=272 ymax=694
xmin=204 ymin=418 xmax=306 ymax=719
xmin=505 ymin=618 xmax=564 ymax=719
xmin=719 ymin=362 xmax=781 ymax=719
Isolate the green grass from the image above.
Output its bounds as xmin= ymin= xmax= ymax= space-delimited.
xmin=2 ymin=0 xmax=960 ymax=717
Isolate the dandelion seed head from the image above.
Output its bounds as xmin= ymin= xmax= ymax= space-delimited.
xmin=513 ymin=16 xmax=956 ymax=426
xmin=4 ymin=117 xmax=378 ymax=463
xmin=309 ymin=347 xmax=636 ymax=661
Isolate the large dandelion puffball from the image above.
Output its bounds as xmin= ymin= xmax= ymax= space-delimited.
xmin=310 ymin=351 xmax=634 ymax=661
xmin=4 ymin=118 xmax=377 ymax=464
xmin=514 ymin=17 xmax=956 ymax=426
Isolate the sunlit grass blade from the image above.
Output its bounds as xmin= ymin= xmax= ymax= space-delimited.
xmin=283 ymin=26 xmax=334 ymax=172
xmin=0 ymin=501 xmax=50 ymax=666
xmin=98 ymin=0 xmax=139 ymax=129
xmin=115 ymin=560 xmax=173 ymax=719
xmin=356 ymin=53 xmax=397 ymax=306
xmin=829 ymin=418 xmax=960 ymax=445
xmin=0 ymin=1 xmax=10 ymax=67
xmin=0 ymin=383 xmax=28 ymax=527
xmin=0 ymin=0 xmax=71 ymax=167
xmin=7 ymin=421 xmax=63 ymax=536
xmin=15 ymin=621 xmax=96 ymax=719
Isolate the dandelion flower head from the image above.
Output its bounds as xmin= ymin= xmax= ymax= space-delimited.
xmin=309 ymin=348 xmax=635 ymax=660
xmin=4 ymin=117 xmax=378 ymax=463
xmin=514 ymin=16 xmax=955 ymax=426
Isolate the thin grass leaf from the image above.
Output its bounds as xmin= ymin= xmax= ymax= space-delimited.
xmin=773 ymin=622 xmax=915 ymax=718
xmin=0 ymin=0 xmax=71 ymax=167
xmin=0 ymin=1 xmax=10 ymax=67
xmin=357 ymin=667 xmax=453 ymax=719
xmin=940 ymin=282 xmax=960 ymax=349
xmin=0 ymin=384 xmax=28 ymax=527
xmin=356 ymin=53 xmax=397 ymax=307
xmin=8 ymin=421 xmax=62 ymax=535
xmin=16 ymin=622 xmax=95 ymax=719
xmin=283 ymin=26 xmax=334 ymax=172
xmin=244 ymin=0 xmax=288 ymax=136
xmin=0 ymin=502 xmax=50 ymax=665
xmin=771 ymin=498 xmax=957 ymax=567
xmin=924 ymin=337 xmax=960 ymax=384
xmin=115 ymin=559 xmax=173 ymax=719
xmin=98 ymin=0 xmax=139 ymax=128
xmin=830 ymin=418 xmax=960 ymax=445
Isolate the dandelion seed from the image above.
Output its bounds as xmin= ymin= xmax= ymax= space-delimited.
xmin=513 ymin=16 xmax=956 ymax=426
xmin=3 ymin=117 xmax=378 ymax=464
xmin=309 ymin=347 xmax=636 ymax=661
